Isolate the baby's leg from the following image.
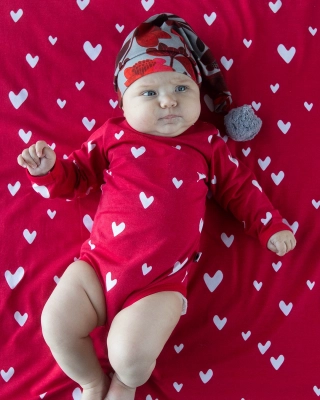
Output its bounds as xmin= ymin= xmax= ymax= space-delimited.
xmin=106 ymin=291 xmax=183 ymax=400
xmin=41 ymin=260 xmax=109 ymax=400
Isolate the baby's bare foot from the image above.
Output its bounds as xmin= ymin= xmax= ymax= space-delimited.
xmin=81 ymin=373 xmax=110 ymax=400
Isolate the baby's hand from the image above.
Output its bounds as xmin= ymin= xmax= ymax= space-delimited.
xmin=17 ymin=141 xmax=56 ymax=176
xmin=267 ymin=230 xmax=296 ymax=256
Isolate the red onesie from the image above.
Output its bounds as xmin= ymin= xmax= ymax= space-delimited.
xmin=28 ymin=117 xmax=289 ymax=324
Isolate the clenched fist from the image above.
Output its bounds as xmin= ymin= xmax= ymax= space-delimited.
xmin=17 ymin=141 xmax=56 ymax=176
xmin=267 ymin=230 xmax=296 ymax=256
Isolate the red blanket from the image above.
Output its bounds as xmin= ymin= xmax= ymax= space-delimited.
xmin=1 ymin=1 xmax=319 ymax=399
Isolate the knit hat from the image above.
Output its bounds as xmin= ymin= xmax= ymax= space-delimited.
xmin=114 ymin=13 xmax=262 ymax=141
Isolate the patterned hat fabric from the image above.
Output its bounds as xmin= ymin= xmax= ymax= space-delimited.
xmin=114 ymin=13 xmax=232 ymax=113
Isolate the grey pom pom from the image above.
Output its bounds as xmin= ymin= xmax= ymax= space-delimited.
xmin=224 ymin=105 xmax=262 ymax=141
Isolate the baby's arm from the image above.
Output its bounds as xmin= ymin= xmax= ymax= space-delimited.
xmin=267 ymin=230 xmax=296 ymax=256
xmin=17 ymin=141 xmax=56 ymax=176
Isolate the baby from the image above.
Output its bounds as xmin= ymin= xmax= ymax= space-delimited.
xmin=17 ymin=13 xmax=296 ymax=400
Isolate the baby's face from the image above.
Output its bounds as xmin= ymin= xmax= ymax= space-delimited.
xmin=122 ymin=72 xmax=201 ymax=137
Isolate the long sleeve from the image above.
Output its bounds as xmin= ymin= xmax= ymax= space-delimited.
xmin=26 ymin=123 xmax=109 ymax=200
xmin=209 ymin=134 xmax=291 ymax=247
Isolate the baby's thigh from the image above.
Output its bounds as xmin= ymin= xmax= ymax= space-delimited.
xmin=42 ymin=260 xmax=106 ymax=337
xmin=107 ymin=291 xmax=183 ymax=366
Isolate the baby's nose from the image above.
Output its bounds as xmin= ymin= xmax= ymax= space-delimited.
xmin=160 ymin=94 xmax=177 ymax=108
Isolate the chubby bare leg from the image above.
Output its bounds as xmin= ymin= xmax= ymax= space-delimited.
xmin=106 ymin=291 xmax=183 ymax=399
xmin=41 ymin=261 xmax=109 ymax=400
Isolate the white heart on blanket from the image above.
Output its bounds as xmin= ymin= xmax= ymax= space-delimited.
xmin=279 ymin=300 xmax=293 ymax=316
xmin=23 ymin=229 xmax=36 ymax=244
xmin=277 ymin=44 xmax=296 ymax=64
xmin=112 ymin=221 xmax=125 ymax=236
xmin=115 ymin=24 xmax=124 ymax=33
xmin=83 ymin=214 xmax=93 ymax=232
xmin=261 ymin=212 xmax=272 ymax=225
xmin=309 ymin=27 xmax=317 ymax=36
xmin=243 ymin=38 xmax=252 ymax=48
xmin=272 ymin=261 xmax=282 ymax=272
xmin=271 ymin=171 xmax=285 ymax=185
xmin=242 ymin=331 xmax=251 ymax=341
xmin=131 ymin=146 xmax=146 ymax=158
xmin=109 ymin=99 xmax=118 ymax=108
xmin=220 ymin=56 xmax=233 ymax=71
xmin=146 ymin=395 xmax=159 ymax=400
xmin=258 ymin=341 xmax=271 ymax=354
xmin=1 ymin=367 xmax=14 ymax=382
xmin=77 ymin=0 xmax=90 ymax=10
xmin=312 ymin=199 xmax=320 ymax=209
xmin=251 ymin=101 xmax=261 ymax=111
xmin=57 ymin=98 xmax=66 ymax=109
xmin=242 ymin=147 xmax=251 ymax=157
xmin=253 ymin=281 xmax=263 ymax=291
xmin=5 ymin=267 xmax=25 ymax=289
xmin=307 ymin=280 xmax=315 ymax=290
xmin=10 ymin=9 xmax=23 ymax=22
xmin=203 ymin=270 xmax=223 ymax=293
xmin=9 ymin=89 xmax=28 ymax=109
xmin=19 ymin=128 xmax=32 ymax=143
xmin=141 ymin=0 xmax=154 ymax=11
xmin=48 ymin=36 xmax=57 ymax=45
xmin=172 ymin=177 xmax=183 ymax=188
xmin=14 ymin=311 xmax=28 ymax=326
xmin=213 ymin=315 xmax=227 ymax=330
xmin=174 ymin=344 xmax=184 ymax=353
xmin=26 ymin=53 xmax=39 ymax=68
xmin=270 ymin=83 xmax=280 ymax=93
xmin=277 ymin=120 xmax=291 ymax=134
xmin=142 ymin=263 xmax=152 ymax=275
xmin=304 ymin=102 xmax=313 ymax=111
xmin=204 ymin=12 xmax=216 ymax=26
xmin=199 ymin=369 xmax=213 ymax=383
xmin=76 ymin=81 xmax=85 ymax=90
xmin=269 ymin=0 xmax=282 ymax=13
xmin=47 ymin=209 xmax=56 ymax=219
xmin=115 ymin=130 xmax=124 ymax=140
xmin=173 ymin=382 xmax=183 ymax=392
xmin=82 ymin=117 xmax=96 ymax=131
xmin=32 ymin=183 xmax=50 ymax=198
xmin=221 ymin=233 xmax=234 ymax=248
xmin=83 ymin=41 xmax=102 ymax=61
xmin=8 ymin=181 xmax=21 ymax=196
xmin=106 ymin=272 xmax=117 ymax=292
xmin=270 ymin=355 xmax=284 ymax=370
xmin=258 ymin=157 xmax=271 ymax=171
xmin=313 ymin=386 xmax=320 ymax=397
xmin=39 ymin=393 xmax=47 ymax=399
xmin=139 ymin=192 xmax=154 ymax=209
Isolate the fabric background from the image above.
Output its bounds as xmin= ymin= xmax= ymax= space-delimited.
xmin=1 ymin=1 xmax=319 ymax=399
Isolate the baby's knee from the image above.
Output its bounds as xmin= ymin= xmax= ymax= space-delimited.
xmin=108 ymin=341 xmax=155 ymax=388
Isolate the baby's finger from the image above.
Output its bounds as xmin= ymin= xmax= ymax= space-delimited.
xmin=28 ymin=144 xmax=41 ymax=166
xmin=17 ymin=154 xmax=28 ymax=168
xmin=276 ymin=241 xmax=287 ymax=256
xmin=35 ymin=140 xmax=50 ymax=158
xmin=20 ymin=147 xmax=39 ymax=169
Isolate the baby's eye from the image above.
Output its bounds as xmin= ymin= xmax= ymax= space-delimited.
xmin=142 ymin=90 xmax=156 ymax=97
xmin=175 ymin=85 xmax=188 ymax=92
